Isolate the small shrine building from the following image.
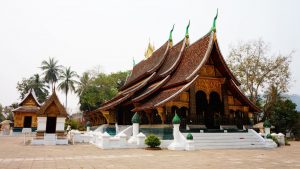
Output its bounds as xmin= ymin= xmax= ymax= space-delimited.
xmin=12 ymin=89 xmax=41 ymax=132
xmin=36 ymin=90 xmax=68 ymax=137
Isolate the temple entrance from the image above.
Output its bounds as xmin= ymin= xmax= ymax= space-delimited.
xmin=46 ymin=117 xmax=57 ymax=133
xmin=208 ymin=92 xmax=223 ymax=129
xmin=23 ymin=116 xmax=32 ymax=128
xmin=196 ymin=91 xmax=208 ymax=125
xmin=178 ymin=107 xmax=188 ymax=129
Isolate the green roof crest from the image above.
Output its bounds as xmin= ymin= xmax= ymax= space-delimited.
xmin=210 ymin=9 xmax=218 ymax=32
xmin=169 ymin=24 xmax=175 ymax=42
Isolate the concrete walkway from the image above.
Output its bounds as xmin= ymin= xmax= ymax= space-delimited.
xmin=0 ymin=136 xmax=300 ymax=169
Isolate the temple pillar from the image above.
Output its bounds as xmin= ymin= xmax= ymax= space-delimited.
xmin=145 ymin=110 xmax=153 ymax=124
xmin=101 ymin=110 xmax=116 ymax=124
xmin=189 ymin=84 xmax=196 ymax=122
xmin=222 ymin=83 xmax=229 ymax=124
xmin=156 ymin=107 xmax=166 ymax=124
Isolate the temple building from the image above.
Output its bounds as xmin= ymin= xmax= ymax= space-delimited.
xmin=96 ymin=14 xmax=260 ymax=130
xmin=12 ymin=89 xmax=41 ymax=132
xmin=35 ymin=90 xmax=68 ymax=137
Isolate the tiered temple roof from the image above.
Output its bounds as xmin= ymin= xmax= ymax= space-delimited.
xmin=37 ymin=91 xmax=68 ymax=117
xmin=12 ymin=89 xmax=41 ymax=113
xmin=97 ymin=20 xmax=260 ymax=113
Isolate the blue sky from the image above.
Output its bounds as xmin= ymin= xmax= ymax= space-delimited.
xmin=0 ymin=0 xmax=299 ymax=113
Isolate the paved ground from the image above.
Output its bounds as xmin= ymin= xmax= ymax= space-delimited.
xmin=0 ymin=136 xmax=300 ymax=169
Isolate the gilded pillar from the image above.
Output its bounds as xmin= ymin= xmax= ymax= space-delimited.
xmin=189 ymin=84 xmax=196 ymax=120
xmin=156 ymin=107 xmax=166 ymax=124
xmin=145 ymin=110 xmax=153 ymax=124
xmin=101 ymin=110 xmax=116 ymax=124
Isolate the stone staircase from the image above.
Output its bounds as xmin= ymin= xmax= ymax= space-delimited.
xmin=44 ymin=134 xmax=57 ymax=145
xmin=183 ymin=129 xmax=266 ymax=149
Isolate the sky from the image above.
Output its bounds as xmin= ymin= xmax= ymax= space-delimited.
xmin=0 ymin=0 xmax=299 ymax=114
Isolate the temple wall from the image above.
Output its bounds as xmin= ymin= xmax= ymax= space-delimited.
xmin=13 ymin=112 xmax=37 ymax=128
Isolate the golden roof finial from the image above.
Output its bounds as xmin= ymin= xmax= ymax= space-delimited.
xmin=144 ymin=38 xmax=155 ymax=59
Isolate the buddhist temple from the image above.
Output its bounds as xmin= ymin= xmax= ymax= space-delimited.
xmin=12 ymin=89 xmax=41 ymax=132
xmin=96 ymin=13 xmax=260 ymax=130
xmin=35 ymin=90 xmax=68 ymax=137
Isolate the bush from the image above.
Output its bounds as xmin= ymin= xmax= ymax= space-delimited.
xmin=266 ymin=134 xmax=272 ymax=139
xmin=145 ymin=134 xmax=161 ymax=148
xmin=285 ymin=138 xmax=290 ymax=146
xmin=65 ymin=119 xmax=85 ymax=131
xmin=272 ymin=136 xmax=280 ymax=147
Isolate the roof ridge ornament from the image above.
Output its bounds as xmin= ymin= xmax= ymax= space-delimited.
xmin=133 ymin=57 xmax=136 ymax=67
xmin=211 ymin=8 xmax=218 ymax=32
xmin=169 ymin=24 xmax=175 ymax=47
xmin=185 ymin=20 xmax=190 ymax=46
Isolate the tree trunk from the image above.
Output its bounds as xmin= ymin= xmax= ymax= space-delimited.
xmin=65 ymin=92 xmax=68 ymax=109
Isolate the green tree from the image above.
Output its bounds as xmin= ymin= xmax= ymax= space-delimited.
xmin=58 ymin=67 xmax=78 ymax=108
xmin=263 ymin=85 xmax=282 ymax=118
xmin=78 ymin=71 xmax=128 ymax=112
xmin=110 ymin=71 xmax=130 ymax=90
xmin=3 ymin=106 xmax=14 ymax=121
xmin=16 ymin=74 xmax=49 ymax=103
xmin=227 ymin=39 xmax=292 ymax=105
xmin=40 ymin=57 xmax=62 ymax=91
xmin=76 ymin=72 xmax=91 ymax=96
xmin=270 ymin=99 xmax=299 ymax=134
xmin=0 ymin=103 xmax=5 ymax=122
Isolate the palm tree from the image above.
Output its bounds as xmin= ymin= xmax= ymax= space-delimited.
xmin=40 ymin=57 xmax=62 ymax=91
xmin=58 ymin=67 xmax=78 ymax=108
xmin=29 ymin=74 xmax=49 ymax=103
xmin=76 ymin=72 xmax=91 ymax=96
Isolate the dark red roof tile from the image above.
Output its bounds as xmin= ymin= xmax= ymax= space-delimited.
xmin=163 ymin=32 xmax=213 ymax=88
xmin=123 ymin=41 xmax=169 ymax=88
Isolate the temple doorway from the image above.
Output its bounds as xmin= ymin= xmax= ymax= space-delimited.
xmin=46 ymin=117 xmax=57 ymax=133
xmin=196 ymin=91 xmax=208 ymax=125
xmin=23 ymin=116 xmax=32 ymax=128
xmin=208 ymin=92 xmax=223 ymax=129
xmin=178 ymin=107 xmax=188 ymax=129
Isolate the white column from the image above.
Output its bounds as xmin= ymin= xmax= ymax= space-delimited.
xmin=56 ymin=117 xmax=66 ymax=131
xmin=264 ymin=127 xmax=270 ymax=136
xmin=37 ymin=117 xmax=46 ymax=131
xmin=137 ymin=133 xmax=146 ymax=147
xmin=168 ymin=124 xmax=185 ymax=150
xmin=128 ymin=123 xmax=139 ymax=144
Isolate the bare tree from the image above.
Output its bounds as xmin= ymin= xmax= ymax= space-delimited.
xmin=227 ymin=39 xmax=293 ymax=105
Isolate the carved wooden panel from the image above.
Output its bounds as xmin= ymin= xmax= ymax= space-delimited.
xmin=195 ymin=78 xmax=224 ymax=99
xmin=243 ymin=106 xmax=249 ymax=112
xmin=228 ymin=96 xmax=234 ymax=105
xmin=199 ymin=65 xmax=215 ymax=77
xmin=228 ymin=106 xmax=244 ymax=111
xmin=179 ymin=92 xmax=189 ymax=102
xmin=13 ymin=112 xmax=37 ymax=127
xmin=45 ymin=103 xmax=60 ymax=117
xmin=234 ymin=98 xmax=242 ymax=106
xmin=165 ymin=101 xmax=189 ymax=109
xmin=23 ymin=97 xmax=37 ymax=107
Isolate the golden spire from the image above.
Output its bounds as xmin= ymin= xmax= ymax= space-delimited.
xmin=144 ymin=39 xmax=155 ymax=59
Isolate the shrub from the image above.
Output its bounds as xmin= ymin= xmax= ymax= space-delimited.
xmin=285 ymin=138 xmax=290 ymax=146
xmin=263 ymin=118 xmax=271 ymax=128
xmin=266 ymin=134 xmax=272 ymax=139
xmin=65 ymin=119 xmax=85 ymax=130
xmin=187 ymin=133 xmax=193 ymax=140
xmin=145 ymin=134 xmax=161 ymax=148
xmin=272 ymin=136 xmax=280 ymax=147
